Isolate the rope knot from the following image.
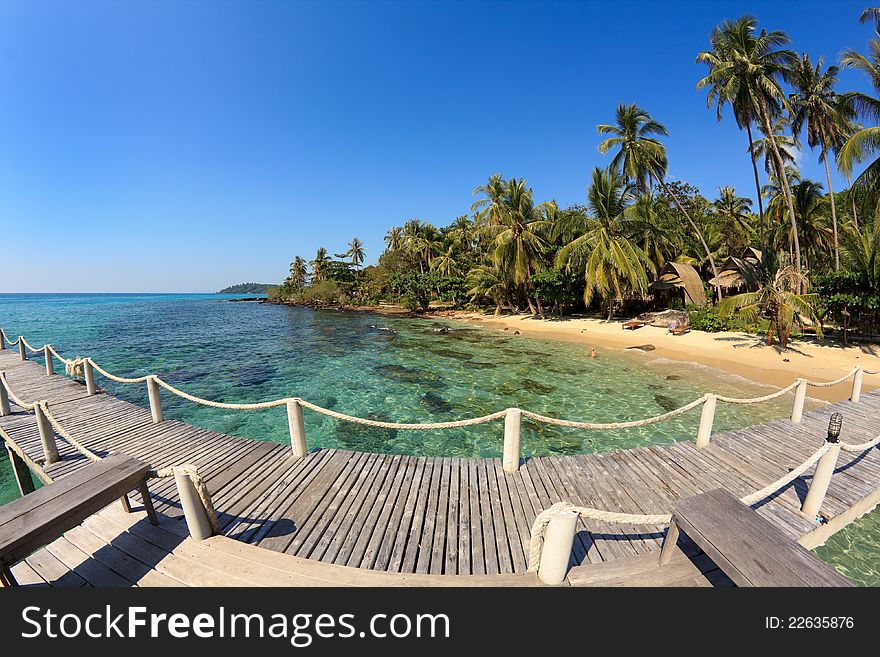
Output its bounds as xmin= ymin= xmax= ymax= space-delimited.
xmin=66 ymin=357 xmax=85 ymax=379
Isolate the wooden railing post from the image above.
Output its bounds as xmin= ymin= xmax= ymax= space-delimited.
xmin=0 ymin=331 xmax=5 ymax=350
xmin=502 ymin=408 xmax=522 ymax=473
xmin=83 ymin=358 xmax=96 ymax=395
xmin=537 ymin=510 xmax=578 ymax=585
xmin=790 ymin=379 xmax=807 ymax=424
xmin=173 ymin=470 xmax=214 ymax=540
xmin=147 ymin=376 xmax=164 ymax=423
xmin=0 ymin=380 xmax=10 ymax=416
xmin=287 ymin=399 xmax=307 ymax=458
xmin=34 ymin=402 xmax=59 ymax=464
xmin=18 ymin=338 xmax=26 ymax=361
xmin=801 ymin=443 xmax=841 ymax=519
xmin=5 ymin=444 xmax=35 ymax=496
xmin=44 ymin=345 xmax=54 ymax=376
xmin=851 ymin=368 xmax=864 ymax=403
xmin=695 ymin=394 xmax=716 ymax=449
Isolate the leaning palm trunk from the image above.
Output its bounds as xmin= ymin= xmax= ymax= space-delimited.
xmin=656 ymin=175 xmax=722 ymax=302
xmin=758 ymin=100 xmax=802 ymax=283
xmin=746 ymin=123 xmax=767 ymax=265
xmin=844 ymin=170 xmax=858 ymax=229
xmin=819 ymin=131 xmax=840 ymax=271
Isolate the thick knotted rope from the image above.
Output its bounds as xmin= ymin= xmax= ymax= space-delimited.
xmin=20 ymin=337 xmax=45 ymax=353
xmin=149 ymin=464 xmax=222 ymax=534
xmin=521 ymin=395 xmax=707 ymax=430
xmin=65 ymin=357 xmax=85 ymax=379
xmin=88 ymin=358 xmax=150 ymax=384
xmin=738 ymin=444 xmax=831 ymax=506
xmin=38 ymin=401 xmax=102 ymax=462
xmin=839 ymin=433 xmax=880 ymax=453
xmin=806 ymin=368 xmax=860 ymax=388
xmin=716 ymin=380 xmax=801 ymax=404
xmin=0 ymin=371 xmax=36 ymax=411
xmin=153 ymin=376 xmax=289 ymax=410
xmin=297 ymin=398 xmax=509 ymax=429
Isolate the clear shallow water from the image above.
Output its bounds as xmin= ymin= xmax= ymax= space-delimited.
xmin=0 ymin=292 xmax=871 ymax=583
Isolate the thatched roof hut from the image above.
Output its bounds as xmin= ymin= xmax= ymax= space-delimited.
xmin=649 ymin=262 xmax=707 ymax=308
xmin=741 ymin=247 xmax=762 ymax=265
xmin=709 ymin=257 xmax=760 ymax=292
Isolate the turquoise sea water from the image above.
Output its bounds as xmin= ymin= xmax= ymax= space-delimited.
xmin=0 ymin=293 xmax=876 ymax=584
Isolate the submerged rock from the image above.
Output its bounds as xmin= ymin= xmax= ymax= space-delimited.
xmin=654 ymin=394 xmax=680 ymax=412
xmin=521 ymin=378 xmax=555 ymax=394
xmin=626 ymin=344 xmax=656 ymax=352
xmin=420 ymin=391 xmax=454 ymax=413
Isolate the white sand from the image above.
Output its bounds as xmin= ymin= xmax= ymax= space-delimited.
xmin=436 ymin=312 xmax=880 ymax=403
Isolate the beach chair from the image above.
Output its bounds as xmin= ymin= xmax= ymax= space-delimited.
xmin=622 ymin=321 xmax=646 ymax=330
xmin=668 ymin=323 xmax=690 ymax=336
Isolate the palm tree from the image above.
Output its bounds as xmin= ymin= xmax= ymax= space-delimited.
xmin=430 ymin=245 xmax=459 ymax=277
xmin=288 ymin=256 xmax=308 ymax=291
xmin=482 ymin=178 xmax=550 ymax=315
xmin=622 ymin=193 xmax=683 ymax=271
xmin=751 ymin=116 xmax=801 ymax=175
xmin=712 ymin=186 xmax=754 ymax=231
xmin=466 ymin=264 xmax=510 ymax=315
xmin=697 ymin=16 xmax=802 ymax=278
xmin=597 ymin=103 xmax=721 ymax=300
xmin=556 ymin=167 xmax=654 ymax=319
xmin=384 ymin=227 xmax=403 ymax=253
xmin=789 ymin=54 xmax=843 ymax=270
xmin=345 ymin=238 xmax=366 ymax=272
xmin=789 ymin=180 xmax=832 ymax=273
xmin=309 ymin=247 xmax=331 ymax=282
xmin=471 ymin=174 xmax=507 ymax=225
xmin=718 ymin=266 xmax=819 ymax=348
xmin=447 ymin=215 xmax=474 ymax=252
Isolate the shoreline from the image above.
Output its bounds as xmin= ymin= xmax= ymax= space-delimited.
xmin=430 ymin=311 xmax=880 ymax=403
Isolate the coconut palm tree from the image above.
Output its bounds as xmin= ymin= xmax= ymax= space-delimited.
xmin=309 ymin=247 xmax=331 ymax=282
xmin=789 ymin=54 xmax=843 ymax=270
xmin=447 ymin=215 xmax=474 ymax=252
xmin=789 ymin=180 xmax=832 ymax=273
xmin=718 ymin=266 xmax=819 ymax=348
xmin=597 ymin=103 xmax=721 ymax=301
xmin=697 ymin=16 xmax=802 ymax=278
xmin=471 ymin=174 xmax=507 ymax=225
xmin=345 ymin=238 xmax=366 ymax=272
xmin=288 ymin=256 xmax=308 ymax=291
xmin=466 ymin=264 xmax=510 ymax=315
xmin=556 ymin=167 xmax=654 ymax=320
xmin=430 ymin=245 xmax=459 ymax=277
xmin=622 ymin=193 xmax=683 ymax=271
xmin=384 ymin=227 xmax=403 ymax=253
xmin=713 ymin=186 xmax=754 ymax=231
xmin=751 ymin=116 xmax=801 ymax=175
xmin=482 ymin=178 xmax=550 ymax=315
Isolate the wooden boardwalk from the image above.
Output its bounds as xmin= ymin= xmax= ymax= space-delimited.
xmin=1 ymin=348 xmax=879 ymax=586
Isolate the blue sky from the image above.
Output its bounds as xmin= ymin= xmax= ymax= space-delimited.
xmin=0 ymin=0 xmax=874 ymax=292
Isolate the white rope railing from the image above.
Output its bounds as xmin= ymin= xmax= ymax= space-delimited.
xmin=805 ymin=367 xmax=860 ymax=388
xmin=297 ymin=398 xmax=508 ymax=429
xmin=0 ymin=371 xmax=36 ymax=411
xmin=88 ymin=358 xmax=150 ymax=384
xmin=38 ymin=401 xmax=102 ymax=462
xmin=715 ymin=380 xmax=801 ymax=404
xmin=839 ymin=434 xmax=880 ymax=453
xmin=1 ymin=328 xmax=875 ymax=435
xmin=19 ymin=337 xmax=44 ymax=353
xmin=520 ymin=396 xmax=707 ymax=430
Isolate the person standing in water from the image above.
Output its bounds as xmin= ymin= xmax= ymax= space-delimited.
xmin=590 ymin=347 xmax=597 ymax=359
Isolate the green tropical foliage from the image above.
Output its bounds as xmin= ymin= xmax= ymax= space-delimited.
xmin=270 ymin=11 xmax=880 ymax=343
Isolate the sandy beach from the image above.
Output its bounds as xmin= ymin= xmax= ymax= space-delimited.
xmin=435 ymin=311 xmax=880 ymax=403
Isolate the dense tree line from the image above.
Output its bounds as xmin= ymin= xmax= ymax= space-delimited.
xmin=272 ymin=12 xmax=880 ymax=344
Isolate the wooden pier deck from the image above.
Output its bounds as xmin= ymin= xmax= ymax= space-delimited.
xmin=1 ymin=348 xmax=879 ymax=586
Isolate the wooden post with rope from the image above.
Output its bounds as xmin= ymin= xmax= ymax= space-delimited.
xmin=695 ymin=395 xmax=716 ymax=449
xmin=147 ymin=376 xmax=164 ymax=423
xmin=173 ymin=469 xmax=214 ymax=540
xmin=503 ymin=408 xmax=522 ymax=473
xmin=791 ymin=379 xmax=807 ymax=424
xmin=34 ymin=402 xmax=60 ymax=464
xmin=287 ymin=399 xmax=307 ymax=458
xmin=83 ymin=359 xmax=96 ymax=395
xmin=44 ymin=345 xmax=54 ymax=376
xmin=536 ymin=510 xmax=578 ymax=585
